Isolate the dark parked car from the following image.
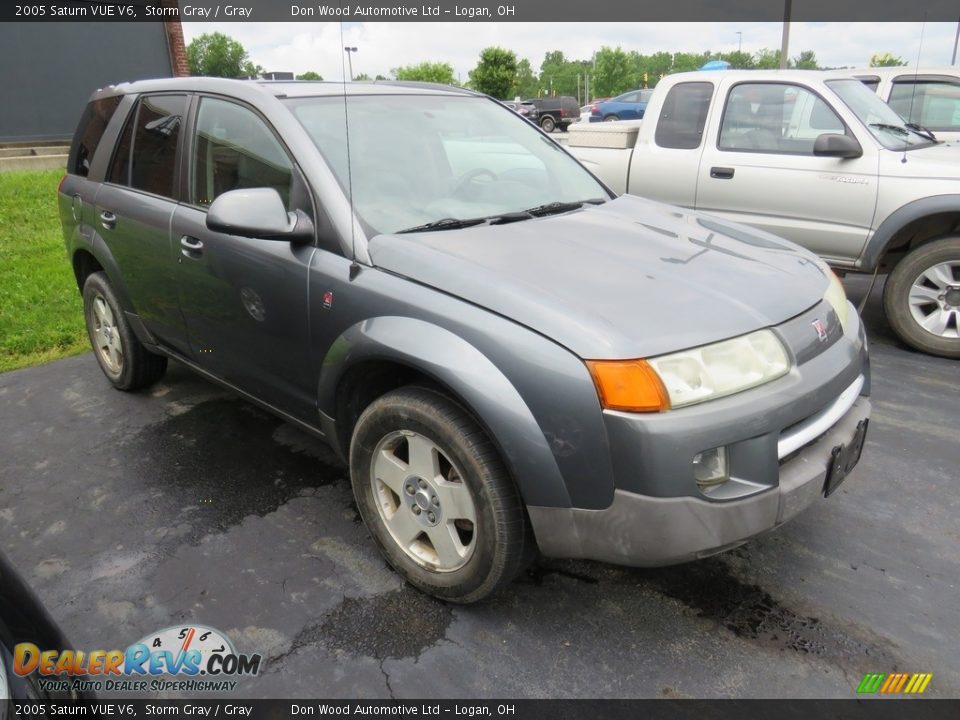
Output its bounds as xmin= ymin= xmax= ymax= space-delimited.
xmin=1 ymin=551 xmax=93 ymax=705
xmin=590 ymin=89 xmax=655 ymax=122
xmin=523 ymin=95 xmax=579 ymax=132
xmin=59 ymin=79 xmax=870 ymax=603
xmin=500 ymin=99 xmax=539 ymax=125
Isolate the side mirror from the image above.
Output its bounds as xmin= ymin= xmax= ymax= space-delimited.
xmin=813 ymin=133 xmax=862 ymax=159
xmin=206 ymin=188 xmax=313 ymax=243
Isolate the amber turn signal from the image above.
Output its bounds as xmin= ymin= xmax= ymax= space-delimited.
xmin=585 ymin=359 xmax=671 ymax=413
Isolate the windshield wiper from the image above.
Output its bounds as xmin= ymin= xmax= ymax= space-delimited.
xmin=869 ymin=122 xmax=909 ymax=136
xmin=905 ymin=122 xmax=938 ymax=142
xmin=517 ymin=198 xmax=608 ymax=217
xmin=395 ymin=217 xmax=487 ymax=234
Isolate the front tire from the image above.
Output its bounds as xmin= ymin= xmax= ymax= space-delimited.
xmin=540 ymin=115 xmax=556 ymax=133
xmin=82 ymin=272 xmax=168 ymax=390
xmin=883 ymin=237 xmax=960 ymax=358
xmin=350 ymin=386 xmax=534 ymax=603
xmin=603 ymin=114 xmax=620 ymax=122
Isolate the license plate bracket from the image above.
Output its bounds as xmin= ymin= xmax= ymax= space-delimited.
xmin=824 ymin=419 xmax=869 ymax=497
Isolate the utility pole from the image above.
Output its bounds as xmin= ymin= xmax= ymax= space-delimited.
xmin=779 ymin=0 xmax=791 ymax=69
xmin=344 ymin=46 xmax=358 ymax=81
xmin=736 ymin=31 xmax=742 ymax=54
xmin=952 ymin=16 xmax=959 ymax=65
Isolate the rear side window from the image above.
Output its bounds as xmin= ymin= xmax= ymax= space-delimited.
xmin=107 ymin=94 xmax=186 ymax=198
xmin=655 ymin=82 xmax=713 ymax=149
xmin=68 ymin=96 xmax=122 ymax=177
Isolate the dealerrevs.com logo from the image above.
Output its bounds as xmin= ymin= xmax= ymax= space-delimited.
xmin=13 ymin=625 xmax=262 ymax=693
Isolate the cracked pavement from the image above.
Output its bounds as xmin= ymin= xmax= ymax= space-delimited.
xmin=1 ymin=276 xmax=958 ymax=698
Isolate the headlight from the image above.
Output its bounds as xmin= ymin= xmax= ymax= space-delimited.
xmin=817 ymin=260 xmax=849 ymax=332
xmin=587 ymin=329 xmax=791 ymax=412
xmin=647 ymin=329 xmax=791 ymax=408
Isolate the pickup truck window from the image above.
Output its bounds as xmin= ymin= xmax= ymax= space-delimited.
xmin=654 ymin=82 xmax=713 ymax=150
xmin=285 ymin=94 xmax=608 ymax=235
xmin=826 ymin=79 xmax=935 ymax=150
xmin=888 ymin=79 xmax=960 ymax=133
xmin=719 ymin=83 xmax=845 ymax=155
xmin=191 ymin=97 xmax=294 ymax=210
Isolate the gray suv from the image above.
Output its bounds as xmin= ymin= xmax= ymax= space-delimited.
xmin=59 ymin=78 xmax=871 ymax=602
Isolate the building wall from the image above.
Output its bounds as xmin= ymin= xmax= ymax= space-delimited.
xmin=0 ymin=23 xmax=174 ymax=143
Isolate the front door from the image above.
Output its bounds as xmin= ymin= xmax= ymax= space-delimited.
xmin=171 ymin=95 xmax=317 ymax=420
xmin=696 ymin=81 xmax=878 ymax=264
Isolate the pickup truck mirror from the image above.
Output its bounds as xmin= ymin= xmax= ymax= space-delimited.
xmin=813 ymin=133 xmax=863 ymax=159
xmin=206 ymin=188 xmax=314 ymax=243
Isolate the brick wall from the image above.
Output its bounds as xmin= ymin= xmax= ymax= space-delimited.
xmin=162 ymin=0 xmax=190 ymax=77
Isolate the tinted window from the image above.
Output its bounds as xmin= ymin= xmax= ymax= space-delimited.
xmin=107 ymin=107 xmax=135 ymax=186
xmin=68 ymin=96 xmax=122 ymax=177
xmin=889 ymin=80 xmax=960 ymax=131
xmin=857 ymin=76 xmax=880 ymax=92
xmin=122 ymin=95 xmax=186 ymax=197
xmin=618 ymin=92 xmax=640 ymax=103
xmin=192 ymin=97 xmax=294 ymax=210
xmin=719 ymin=83 xmax=844 ymax=154
xmin=654 ymin=82 xmax=713 ymax=150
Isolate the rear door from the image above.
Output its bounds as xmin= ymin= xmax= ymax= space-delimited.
xmin=93 ymin=94 xmax=190 ymax=353
xmin=171 ymin=95 xmax=317 ymax=419
xmin=695 ymin=80 xmax=878 ymax=263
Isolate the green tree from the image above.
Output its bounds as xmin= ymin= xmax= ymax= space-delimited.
xmin=670 ymin=51 xmax=713 ymax=73
xmin=468 ymin=47 xmax=518 ymax=99
xmin=353 ymin=73 xmax=372 ymax=81
xmin=720 ymin=50 xmax=756 ymax=70
xmin=792 ymin=50 xmax=820 ymax=69
xmin=393 ymin=61 xmax=456 ymax=85
xmin=870 ymin=52 xmax=907 ymax=67
xmin=187 ymin=32 xmax=262 ymax=78
xmin=752 ymin=48 xmax=783 ymax=69
xmin=296 ymin=71 xmax=323 ymax=80
xmin=513 ymin=58 xmax=539 ymax=98
xmin=539 ymin=50 xmax=582 ymax=97
xmin=592 ymin=46 xmax=635 ymax=97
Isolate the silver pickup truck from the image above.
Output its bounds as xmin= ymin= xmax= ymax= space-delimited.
xmin=569 ymin=70 xmax=960 ymax=358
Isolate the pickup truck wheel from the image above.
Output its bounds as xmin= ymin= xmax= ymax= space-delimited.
xmin=883 ymin=237 xmax=960 ymax=358
xmin=82 ymin=272 xmax=168 ymax=390
xmin=540 ymin=116 xmax=556 ymax=133
xmin=350 ymin=386 xmax=533 ymax=603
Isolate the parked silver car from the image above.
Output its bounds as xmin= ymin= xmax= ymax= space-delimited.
xmin=59 ymin=78 xmax=870 ymax=602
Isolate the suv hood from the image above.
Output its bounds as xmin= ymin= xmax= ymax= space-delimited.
xmin=368 ymin=196 xmax=828 ymax=359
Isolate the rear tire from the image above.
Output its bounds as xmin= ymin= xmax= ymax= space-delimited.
xmin=82 ymin=272 xmax=168 ymax=390
xmin=603 ymin=114 xmax=620 ymax=122
xmin=350 ymin=386 xmax=534 ymax=603
xmin=883 ymin=237 xmax=960 ymax=358
xmin=540 ymin=116 xmax=556 ymax=133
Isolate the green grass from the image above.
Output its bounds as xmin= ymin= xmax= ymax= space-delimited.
xmin=0 ymin=169 xmax=89 ymax=372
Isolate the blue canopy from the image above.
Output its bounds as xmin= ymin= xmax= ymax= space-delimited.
xmin=700 ymin=60 xmax=731 ymax=71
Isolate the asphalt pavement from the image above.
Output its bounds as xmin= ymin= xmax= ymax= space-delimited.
xmin=1 ymin=275 xmax=958 ymax=699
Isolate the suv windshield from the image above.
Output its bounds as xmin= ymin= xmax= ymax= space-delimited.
xmin=826 ymin=79 xmax=937 ymax=150
xmin=285 ymin=94 xmax=608 ymax=235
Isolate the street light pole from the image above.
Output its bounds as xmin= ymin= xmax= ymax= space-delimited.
xmin=344 ymin=46 xmax=357 ymax=81
xmin=736 ymin=31 xmax=742 ymax=54
xmin=952 ymin=17 xmax=959 ymax=65
xmin=779 ymin=0 xmax=792 ymax=69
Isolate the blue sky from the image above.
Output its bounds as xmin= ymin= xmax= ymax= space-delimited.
xmin=183 ymin=22 xmax=959 ymax=82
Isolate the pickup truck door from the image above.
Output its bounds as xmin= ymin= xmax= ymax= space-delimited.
xmin=171 ymin=95 xmax=317 ymax=422
xmin=695 ymin=80 xmax=878 ymax=264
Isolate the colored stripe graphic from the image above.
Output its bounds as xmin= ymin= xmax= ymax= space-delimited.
xmin=858 ymin=672 xmax=932 ymax=694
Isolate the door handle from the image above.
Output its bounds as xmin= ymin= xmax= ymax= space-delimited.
xmin=710 ymin=167 xmax=735 ymax=179
xmin=180 ymin=235 xmax=204 ymax=257
xmin=99 ymin=210 xmax=117 ymax=229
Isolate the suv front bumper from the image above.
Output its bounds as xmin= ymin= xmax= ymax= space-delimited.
xmin=528 ymin=394 xmax=869 ymax=566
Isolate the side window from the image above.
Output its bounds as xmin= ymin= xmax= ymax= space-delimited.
xmin=105 ymin=95 xmax=186 ymax=195
xmin=719 ymin=83 xmax=844 ymax=154
xmin=654 ymin=82 xmax=713 ymax=150
xmin=619 ymin=92 xmax=640 ymax=103
xmin=192 ymin=97 xmax=294 ymax=210
xmin=857 ymin=77 xmax=880 ymax=92
xmin=68 ymin=96 xmax=122 ymax=177
xmin=889 ymin=80 xmax=960 ymax=131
